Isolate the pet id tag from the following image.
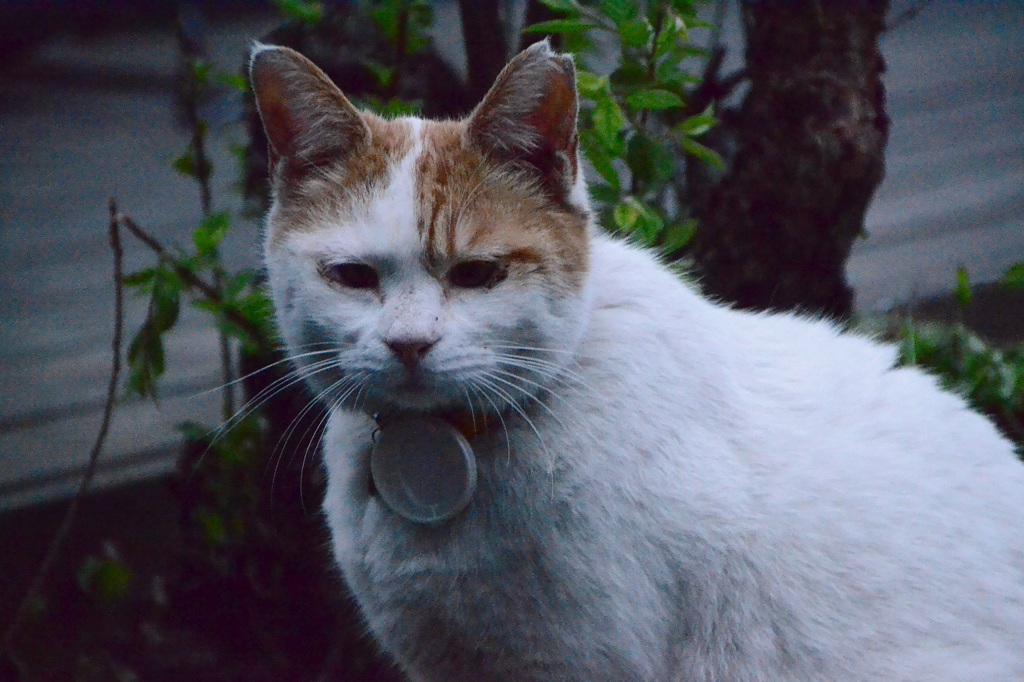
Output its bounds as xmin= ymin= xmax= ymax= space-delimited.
xmin=370 ymin=414 xmax=477 ymax=525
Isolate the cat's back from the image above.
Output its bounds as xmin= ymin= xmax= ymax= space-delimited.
xmin=586 ymin=234 xmax=1023 ymax=493
xmin=583 ymin=236 xmax=1024 ymax=677
xmin=589 ymin=234 xmax=1024 ymax=558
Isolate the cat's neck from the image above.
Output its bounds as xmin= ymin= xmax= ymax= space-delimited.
xmin=375 ymin=408 xmax=497 ymax=441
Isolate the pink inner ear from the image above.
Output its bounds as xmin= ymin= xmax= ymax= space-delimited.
xmin=529 ymin=67 xmax=577 ymax=153
xmin=250 ymin=47 xmax=370 ymax=168
xmin=252 ymin=68 xmax=303 ymax=158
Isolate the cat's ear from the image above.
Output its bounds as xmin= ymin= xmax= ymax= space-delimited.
xmin=248 ymin=44 xmax=370 ymax=174
xmin=467 ymin=40 xmax=579 ymax=201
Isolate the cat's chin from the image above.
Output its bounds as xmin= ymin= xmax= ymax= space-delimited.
xmin=352 ymin=381 xmax=468 ymax=417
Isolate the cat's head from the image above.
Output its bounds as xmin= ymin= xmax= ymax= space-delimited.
xmin=250 ymin=41 xmax=592 ymax=415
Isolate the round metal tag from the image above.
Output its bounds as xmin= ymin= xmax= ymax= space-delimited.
xmin=370 ymin=414 xmax=477 ymax=525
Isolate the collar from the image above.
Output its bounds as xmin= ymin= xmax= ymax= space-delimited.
xmin=375 ymin=408 xmax=498 ymax=442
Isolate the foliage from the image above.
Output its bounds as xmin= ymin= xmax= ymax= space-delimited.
xmin=887 ymin=262 xmax=1024 ymax=452
xmin=528 ymin=0 xmax=720 ymax=254
xmin=272 ymin=0 xmax=325 ymax=27
xmin=1003 ymin=261 xmax=1024 ymax=289
xmin=124 ymin=66 xmax=273 ymax=411
xmin=77 ymin=544 xmax=133 ymax=603
xmin=357 ymin=0 xmax=434 ymax=116
xmin=895 ymin=321 xmax=1024 ymax=449
xmin=116 ymin=1 xmax=448 ymax=592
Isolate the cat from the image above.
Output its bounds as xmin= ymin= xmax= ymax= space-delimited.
xmin=249 ymin=41 xmax=1024 ymax=681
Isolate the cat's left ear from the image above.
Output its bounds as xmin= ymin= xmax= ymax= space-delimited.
xmin=467 ymin=40 xmax=579 ymax=203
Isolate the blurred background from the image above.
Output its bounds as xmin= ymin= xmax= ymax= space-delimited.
xmin=0 ymin=1 xmax=1021 ymax=680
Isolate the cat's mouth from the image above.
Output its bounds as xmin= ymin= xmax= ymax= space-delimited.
xmin=396 ymin=369 xmax=430 ymax=392
xmin=361 ymin=367 xmax=464 ymax=413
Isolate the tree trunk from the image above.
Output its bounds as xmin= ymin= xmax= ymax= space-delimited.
xmin=458 ymin=0 xmax=508 ymax=102
xmin=691 ymin=0 xmax=889 ymax=320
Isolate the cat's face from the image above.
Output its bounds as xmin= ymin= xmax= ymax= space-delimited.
xmin=251 ymin=42 xmax=592 ymax=415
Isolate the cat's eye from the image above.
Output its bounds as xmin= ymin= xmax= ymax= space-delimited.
xmin=448 ymin=259 xmax=506 ymax=289
xmin=322 ymin=262 xmax=379 ymax=290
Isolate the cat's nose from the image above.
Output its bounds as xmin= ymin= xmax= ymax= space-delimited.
xmin=386 ymin=338 xmax=437 ymax=368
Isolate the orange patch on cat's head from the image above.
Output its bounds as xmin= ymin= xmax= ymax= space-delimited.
xmin=257 ymin=41 xmax=590 ymax=291
xmin=267 ymin=113 xmax=415 ymax=244
xmin=414 ymin=119 xmax=590 ymax=293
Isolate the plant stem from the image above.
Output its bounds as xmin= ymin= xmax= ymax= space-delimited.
xmin=2 ymin=200 xmax=126 ymax=662
xmin=116 ymin=214 xmax=268 ymax=347
xmin=179 ymin=10 xmax=235 ymax=423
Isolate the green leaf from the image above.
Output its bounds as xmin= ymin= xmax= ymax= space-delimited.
xmin=523 ymin=19 xmax=592 ymax=35
xmin=188 ymin=59 xmax=211 ymax=85
xmin=654 ymin=14 xmax=684 ymax=57
xmin=582 ymin=135 xmax=621 ymax=191
xmin=675 ymin=105 xmax=716 ymax=137
xmin=618 ymin=18 xmax=653 ymax=48
xmin=172 ymin=146 xmax=212 ymax=181
xmin=588 ymin=183 xmax=621 ymax=207
xmin=625 ymin=88 xmax=684 ymax=111
xmin=197 ymin=510 xmax=228 ymax=546
xmin=365 ymin=61 xmax=395 ymax=89
xmin=600 ymin=0 xmax=638 ymax=25
xmin=122 ymin=268 xmax=156 ymax=291
xmin=955 ymin=266 xmax=972 ymax=308
xmin=668 ymin=9 xmax=689 ymax=42
xmin=681 ymin=137 xmax=725 ymax=169
xmin=223 ymin=271 xmax=255 ymax=301
xmin=626 ymin=133 xmax=674 ymax=188
xmin=609 ymin=61 xmax=647 ymax=89
xmin=613 ymin=198 xmax=641 ymax=232
xmin=1003 ymin=262 xmax=1024 ymax=289
xmin=668 ymin=0 xmax=698 ymax=12
xmin=536 ymin=0 xmax=579 ymax=12
xmin=591 ymin=94 xmax=626 ymax=154
xmin=193 ymin=211 xmax=231 ymax=257
xmin=178 ymin=421 xmax=212 ymax=444
xmin=612 ymin=197 xmax=664 ymax=243
xmin=78 ymin=552 xmax=132 ymax=602
xmin=237 ymin=290 xmax=274 ymax=329
xmin=172 ymin=149 xmax=197 ymax=178
xmin=272 ymin=0 xmax=323 ymax=26
xmin=576 ymin=70 xmax=606 ymax=99
xmin=127 ymin=322 xmax=164 ymax=399
xmin=216 ymin=72 xmax=249 ymax=93
xmin=663 ymin=218 xmax=697 ymax=252
xmin=655 ymin=58 xmax=701 ymax=88
xmin=151 ymin=271 xmax=181 ymax=332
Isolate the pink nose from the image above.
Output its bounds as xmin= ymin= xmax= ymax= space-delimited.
xmin=386 ymin=339 xmax=436 ymax=368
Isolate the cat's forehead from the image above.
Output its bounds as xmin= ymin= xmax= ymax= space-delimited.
xmin=270 ymin=113 xmax=588 ymax=285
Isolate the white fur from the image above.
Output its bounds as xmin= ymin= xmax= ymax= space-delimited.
xmin=267 ymin=136 xmax=1024 ymax=682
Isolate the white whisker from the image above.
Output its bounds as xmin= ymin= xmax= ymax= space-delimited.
xmin=486 ymin=353 xmax=597 ymax=396
xmin=480 ymin=369 xmax=569 ymax=434
xmin=468 ymin=379 xmax=511 ymax=463
xmin=474 ymin=374 xmax=550 ymax=466
xmin=268 ymin=371 xmax=363 ymax=499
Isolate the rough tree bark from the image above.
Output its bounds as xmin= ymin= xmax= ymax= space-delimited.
xmin=691 ymin=0 xmax=890 ymax=320
xmin=458 ymin=0 xmax=509 ymax=102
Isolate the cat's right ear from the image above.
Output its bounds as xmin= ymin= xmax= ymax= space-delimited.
xmin=467 ymin=41 xmax=579 ymax=203
xmin=248 ymin=44 xmax=370 ymax=175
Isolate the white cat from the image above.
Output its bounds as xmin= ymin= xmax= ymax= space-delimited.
xmin=250 ymin=41 xmax=1024 ymax=681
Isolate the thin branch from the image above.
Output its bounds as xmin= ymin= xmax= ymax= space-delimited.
xmin=2 ymin=199 xmax=126 ymax=662
xmin=115 ymin=213 xmax=269 ymax=348
xmin=684 ymin=45 xmax=747 ymax=120
xmin=176 ymin=9 xmax=235 ymax=421
xmin=885 ymin=0 xmax=934 ymax=33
